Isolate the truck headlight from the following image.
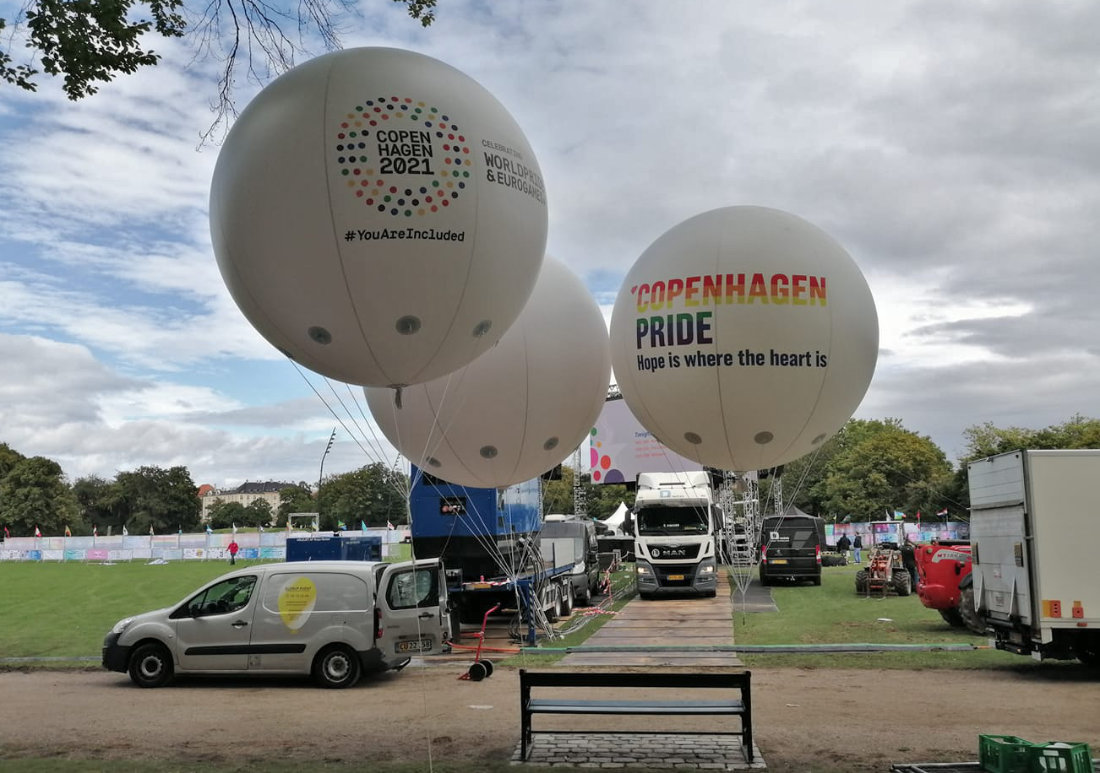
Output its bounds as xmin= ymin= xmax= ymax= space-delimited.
xmin=700 ymin=560 xmax=716 ymax=575
xmin=111 ymin=617 xmax=133 ymax=635
xmin=636 ymin=564 xmax=653 ymax=576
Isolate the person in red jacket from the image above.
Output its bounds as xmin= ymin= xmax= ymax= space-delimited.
xmin=228 ymin=539 xmax=239 ymax=565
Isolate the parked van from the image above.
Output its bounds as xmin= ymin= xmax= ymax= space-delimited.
xmin=540 ymin=515 xmax=601 ymax=606
xmin=102 ymin=559 xmax=449 ymax=688
xmin=759 ymin=513 xmax=825 ymax=586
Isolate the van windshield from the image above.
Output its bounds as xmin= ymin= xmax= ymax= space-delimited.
xmin=636 ymin=506 xmax=709 ymax=536
xmin=763 ymin=519 xmax=821 ymax=550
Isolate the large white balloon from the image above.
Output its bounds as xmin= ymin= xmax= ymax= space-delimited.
xmin=366 ymin=257 xmax=611 ymax=488
xmin=609 ymin=206 xmax=878 ymax=471
xmin=210 ymin=47 xmax=547 ymax=387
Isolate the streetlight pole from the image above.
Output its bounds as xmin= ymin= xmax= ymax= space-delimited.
xmin=318 ymin=428 xmax=336 ymax=527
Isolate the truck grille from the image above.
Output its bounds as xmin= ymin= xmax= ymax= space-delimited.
xmin=649 ymin=544 xmax=701 ymax=560
xmin=655 ymin=564 xmax=696 ymax=585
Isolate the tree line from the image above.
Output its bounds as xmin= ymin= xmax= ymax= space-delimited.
xmin=3 ymin=414 xmax=1099 ymax=537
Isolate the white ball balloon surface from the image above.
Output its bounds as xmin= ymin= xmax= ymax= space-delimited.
xmin=366 ymin=257 xmax=611 ymax=488
xmin=609 ymin=206 xmax=878 ymax=472
xmin=210 ymin=47 xmax=548 ymax=387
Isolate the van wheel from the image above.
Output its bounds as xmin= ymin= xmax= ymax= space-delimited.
xmin=811 ymin=574 xmax=822 ymax=586
xmin=313 ymin=645 xmax=361 ymax=689
xmin=128 ymin=642 xmax=173 ymax=688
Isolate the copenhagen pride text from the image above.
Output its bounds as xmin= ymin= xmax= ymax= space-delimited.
xmin=632 ymin=273 xmax=827 ymax=312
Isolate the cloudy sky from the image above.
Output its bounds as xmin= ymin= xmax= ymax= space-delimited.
xmin=1 ymin=1 xmax=1097 ymax=489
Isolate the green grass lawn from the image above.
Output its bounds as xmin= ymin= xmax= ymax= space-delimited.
xmin=0 ymin=557 xmax=1078 ymax=675
xmin=730 ymin=562 xmax=1071 ymax=670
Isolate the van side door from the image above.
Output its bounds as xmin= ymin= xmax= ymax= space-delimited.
xmin=377 ymin=559 xmax=449 ymax=659
xmin=171 ymin=573 xmax=259 ymax=672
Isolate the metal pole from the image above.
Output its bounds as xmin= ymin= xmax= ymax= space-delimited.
xmin=318 ymin=428 xmax=336 ymax=523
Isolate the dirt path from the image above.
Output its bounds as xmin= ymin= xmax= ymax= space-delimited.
xmin=1 ymin=665 xmax=1098 ymax=771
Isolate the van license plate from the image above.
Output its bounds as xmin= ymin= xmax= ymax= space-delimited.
xmin=396 ymin=638 xmax=433 ymax=653
xmin=770 ymin=559 xmax=788 ymax=565
xmin=667 ymin=574 xmax=685 ymax=581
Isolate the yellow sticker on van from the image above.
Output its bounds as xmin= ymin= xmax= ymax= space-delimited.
xmin=278 ymin=577 xmax=317 ymax=631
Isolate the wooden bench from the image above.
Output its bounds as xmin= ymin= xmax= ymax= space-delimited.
xmin=519 ymin=669 xmax=752 ymax=762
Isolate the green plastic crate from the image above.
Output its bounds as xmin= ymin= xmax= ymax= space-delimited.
xmin=1031 ymin=742 xmax=1093 ymax=773
xmin=979 ymin=735 xmax=1035 ymax=773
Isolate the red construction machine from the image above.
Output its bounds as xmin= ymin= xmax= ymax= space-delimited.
xmin=914 ymin=540 xmax=984 ymax=634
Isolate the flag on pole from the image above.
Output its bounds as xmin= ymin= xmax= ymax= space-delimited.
xmin=916 ymin=510 xmax=922 ymax=524
xmin=178 ymin=525 xmax=182 ymax=535
xmin=122 ymin=525 xmax=129 ymax=536
xmin=286 ymin=521 xmax=292 ymax=532
xmin=93 ymin=524 xmax=97 ymax=537
xmin=149 ymin=524 xmax=155 ymax=536
xmin=258 ymin=524 xmax=265 ymax=533
xmin=387 ymin=520 xmax=395 ymax=530
xmin=64 ymin=525 xmax=72 ymax=537
xmin=3 ymin=526 xmax=9 ymax=539
xmin=360 ymin=520 xmax=367 ymax=531
xmin=231 ymin=523 xmax=238 ymax=535
xmin=936 ymin=508 xmax=948 ymax=517
xmin=35 ymin=526 xmax=42 ymax=537
xmin=205 ymin=524 xmax=213 ymax=535
xmin=893 ymin=510 xmax=905 ymax=520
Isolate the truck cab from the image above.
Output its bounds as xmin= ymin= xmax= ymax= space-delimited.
xmin=631 ymin=471 xmax=719 ymax=598
xmin=540 ymin=515 xmax=601 ymax=605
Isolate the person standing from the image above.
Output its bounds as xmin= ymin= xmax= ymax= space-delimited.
xmin=852 ymin=534 xmax=863 ymax=564
xmin=836 ymin=533 xmax=851 ymax=562
xmin=228 ymin=539 xmax=239 ymax=565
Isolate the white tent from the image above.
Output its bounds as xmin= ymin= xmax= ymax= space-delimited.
xmin=599 ymin=501 xmax=630 ymax=535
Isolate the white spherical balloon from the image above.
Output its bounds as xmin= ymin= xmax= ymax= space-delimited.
xmin=366 ymin=257 xmax=611 ymax=488
xmin=609 ymin=206 xmax=878 ymax=471
xmin=210 ymin=47 xmax=548 ymax=387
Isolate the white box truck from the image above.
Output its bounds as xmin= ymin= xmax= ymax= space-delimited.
xmin=630 ymin=471 xmax=720 ymax=598
xmin=968 ymin=449 xmax=1100 ymax=665
xmin=102 ymin=559 xmax=449 ymax=687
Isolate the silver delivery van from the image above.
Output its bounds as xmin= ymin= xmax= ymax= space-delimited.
xmin=102 ymin=559 xmax=449 ymax=688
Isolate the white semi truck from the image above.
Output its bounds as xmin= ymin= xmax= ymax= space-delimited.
xmin=968 ymin=449 xmax=1100 ymax=665
xmin=631 ymin=471 xmax=720 ymax=598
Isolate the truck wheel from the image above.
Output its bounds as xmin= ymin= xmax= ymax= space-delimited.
xmin=939 ymin=608 xmax=965 ymax=628
xmin=1072 ymin=632 xmax=1100 ymax=667
xmin=575 ymin=583 xmax=592 ymax=607
xmin=854 ymin=570 xmax=868 ymax=593
xmin=313 ymin=645 xmax=361 ymax=689
xmin=560 ymin=584 xmax=574 ymax=617
xmin=893 ymin=571 xmax=912 ymax=596
xmin=545 ymin=588 xmax=560 ymax=622
xmin=958 ymin=586 xmax=985 ymax=635
xmin=128 ymin=642 xmax=174 ymax=688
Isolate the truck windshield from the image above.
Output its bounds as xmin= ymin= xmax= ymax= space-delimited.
xmin=636 ymin=506 xmax=709 ymax=535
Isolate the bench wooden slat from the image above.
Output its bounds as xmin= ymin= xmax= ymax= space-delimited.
xmin=528 ymin=699 xmax=745 ymax=715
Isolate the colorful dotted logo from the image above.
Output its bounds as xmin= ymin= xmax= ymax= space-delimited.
xmin=334 ymin=97 xmax=473 ymax=217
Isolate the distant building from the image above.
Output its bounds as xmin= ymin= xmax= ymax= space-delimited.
xmin=200 ymin=481 xmax=295 ymax=523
